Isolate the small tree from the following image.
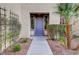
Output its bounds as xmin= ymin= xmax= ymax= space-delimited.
xmin=56 ymin=3 xmax=79 ymax=49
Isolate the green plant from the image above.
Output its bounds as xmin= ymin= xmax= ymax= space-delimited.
xmin=6 ymin=31 xmax=20 ymax=42
xmin=0 ymin=43 xmax=2 ymax=49
xmin=12 ymin=43 xmax=21 ymax=52
xmin=20 ymin=38 xmax=27 ymax=43
xmin=56 ymin=3 xmax=79 ymax=49
xmin=47 ymin=24 xmax=66 ymax=40
xmin=47 ymin=24 xmax=56 ymax=40
xmin=6 ymin=32 xmax=14 ymax=42
xmin=59 ymin=35 xmax=66 ymax=46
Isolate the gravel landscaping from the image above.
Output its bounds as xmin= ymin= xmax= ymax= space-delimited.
xmin=3 ymin=39 xmax=32 ymax=55
xmin=47 ymin=39 xmax=79 ymax=55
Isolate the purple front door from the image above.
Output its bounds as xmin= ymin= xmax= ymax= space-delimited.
xmin=35 ymin=17 xmax=44 ymax=36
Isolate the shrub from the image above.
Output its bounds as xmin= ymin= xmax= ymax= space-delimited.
xmin=6 ymin=32 xmax=14 ymax=42
xmin=12 ymin=43 xmax=21 ymax=52
xmin=0 ymin=43 xmax=2 ymax=48
xmin=73 ymin=35 xmax=79 ymax=38
xmin=47 ymin=24 xmax=66 ymax=40
xmin=19 ymin=38 xmax=27 ymax=43
xmin=59 ymin=35 xmax=67 ymax=46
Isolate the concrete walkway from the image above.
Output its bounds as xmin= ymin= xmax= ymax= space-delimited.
xmin=27 ymin=36 xmax=53 ymax=55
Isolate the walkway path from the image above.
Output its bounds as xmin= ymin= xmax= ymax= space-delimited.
xmin=27 ymin=36 xmax=53 ymax=55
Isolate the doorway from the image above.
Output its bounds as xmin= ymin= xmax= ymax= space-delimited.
xmin=30 ymin=13 xmax=49 ymax=36
xmin=35 ymin=17 xmax=44 ymax=36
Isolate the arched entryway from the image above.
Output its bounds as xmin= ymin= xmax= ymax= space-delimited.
xmin=30 ymin=13 xmax=49 ymax=36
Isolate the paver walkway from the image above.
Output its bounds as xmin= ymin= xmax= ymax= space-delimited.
xmin=27 ymin=36 xmax=53 ymax=55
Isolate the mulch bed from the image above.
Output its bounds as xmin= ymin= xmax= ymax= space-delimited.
xmin=47 ymin=39 xmax=79 ymax=55
xmin=3 ymin=39 xmax=32 ymax=55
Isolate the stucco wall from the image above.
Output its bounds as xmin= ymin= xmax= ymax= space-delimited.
xmin=20 ymin=3 xmax=60 ymax=38
xmin=0 ymin=3 xmax=60 ymax=38
xmin=71 ymin=16 xmax=79 ymax=35
xmin=0 ymin=4 xmax=79 ymax=52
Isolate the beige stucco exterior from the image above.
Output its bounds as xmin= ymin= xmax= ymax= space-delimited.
xmin=0 ymin=3 xmax=60 ymax=38
xmin=1 ymin=3 xmax=79 ymax=51
xmin=20 ymin=3 xmax=60 ymax=38
xmin=0 ymin=3 xmax=79 ymax=38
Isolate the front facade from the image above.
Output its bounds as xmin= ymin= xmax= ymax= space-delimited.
xmin=20 ymin=3 xmax=60 ymax=38
xmin=0 ymin=3 xmax=79 ymax=38
xmin=1 ymin=3 xmax=79 ymax=54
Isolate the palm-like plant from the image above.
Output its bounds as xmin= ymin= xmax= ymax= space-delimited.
xmin=56 ymin=3 xmax=79 ymax=49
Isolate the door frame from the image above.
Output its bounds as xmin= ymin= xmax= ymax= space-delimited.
xmin=30 ymin=12 xmax=49 ymax=36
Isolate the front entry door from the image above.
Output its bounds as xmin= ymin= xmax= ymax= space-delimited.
xmin=35 ymin=17 xmax=44 ymax=36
